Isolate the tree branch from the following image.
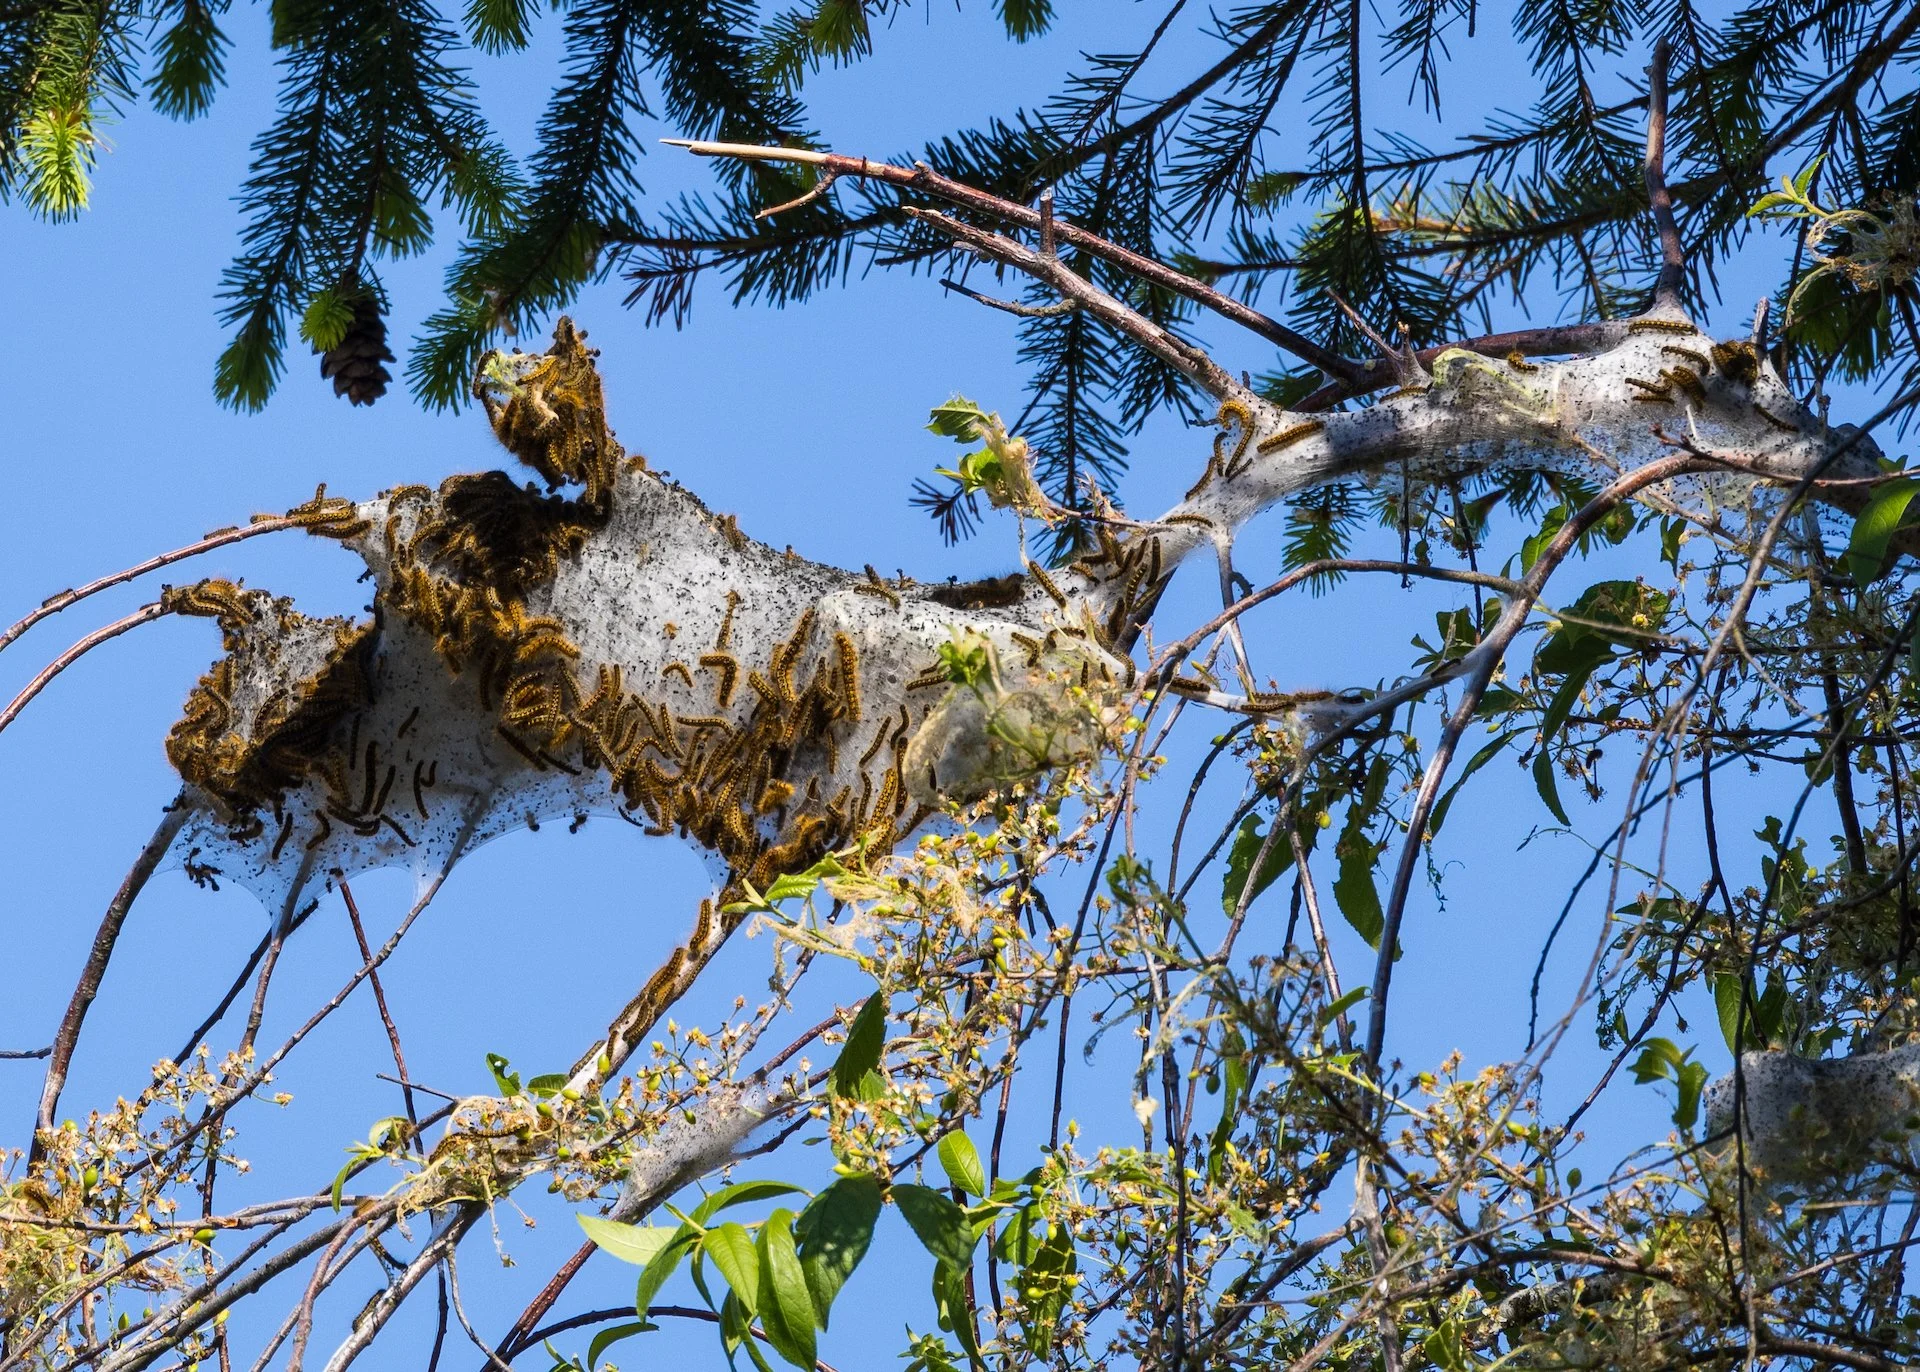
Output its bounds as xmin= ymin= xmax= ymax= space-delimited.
xmin=663 ymin=140 xmax=1366 ymax=383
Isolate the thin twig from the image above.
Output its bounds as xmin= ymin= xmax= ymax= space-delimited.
xmin=938 ymin=277 xmax=1079 ymax=317
xmin=907 ymin=206 xmax=1236 ymax=395
xmin=32 ymin=798 xmax=193 ymax=1160
xmin=0 ymin=601 xmax=172 ymax=739
xmin=341 ymin=882 xmax=418 ymax=1124
xmin=663 ymin=139 xmax=1364 ymax=382
xmin=0 ymin=517 xmax=295 ymax=658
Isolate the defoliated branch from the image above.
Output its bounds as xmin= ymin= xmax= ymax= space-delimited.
xmin=662 ymin=139 xmax=1366 ymax=383
xmin=905 ymin=207 xmax=1236 ymax=396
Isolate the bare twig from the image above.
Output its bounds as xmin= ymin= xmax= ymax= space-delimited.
xmin=341 ymin=883 xmax=419 ymax=1123
xmin=906 ymin=206 xmax=1237 ymax=395
xmin=755 ymin=169 xmax=838 ymax=220
xmin=0 ymin=517 xmax=295 ymax=658
xmin=0 ymin=601 xmax=172 ymax=740
xmin=938 ymin=277 xmax=1079 ymax=318
xmin=32 ymin=798 xmax=193 ymax=1161
xmin=663 ymin=139 xmax=1365 ymax=383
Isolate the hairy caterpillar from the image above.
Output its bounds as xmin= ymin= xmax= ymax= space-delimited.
xmin=699 ymin=652 xmax=740 ymax=708
xmin=833 ymin=634 xmax=861 ymax=723
xmin=1628 ymin=318 xmax=1697 ymax=334
xmin=1214 ymin=399 xmax=1256 ymax=478
xmin=1710 ymin=340 xmax=1761 ymax=383
xmin=1027 ymin=561 xmax=1068 ymax=608
xmin=663 ymin=661 xmax=696 ymax=690
xmin=1505 ymin=350 xmax=1538 ymax=372
xmin=1255 ymin=420 xmax=1326 ymax=455
xmin=1660 ymin=344 xmax=1712 ymax=372
xmin=1754 ymin=402 xmax=1800 ymax=433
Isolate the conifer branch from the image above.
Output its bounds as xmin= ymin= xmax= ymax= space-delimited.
xmin=665 ymin=140 xmax=1366 ymax=383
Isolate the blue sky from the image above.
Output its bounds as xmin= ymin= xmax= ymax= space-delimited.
xmin=0 ymin=3 xmax=1859 ymax=1365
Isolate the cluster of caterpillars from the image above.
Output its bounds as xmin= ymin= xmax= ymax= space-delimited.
xmin=1184 ymin=399 xmax=1326 ymax=501
xmin=162 ymin=577 xmax=375 ymax=839
xmin=1620 ymin=322 xmax=1781 ymax=421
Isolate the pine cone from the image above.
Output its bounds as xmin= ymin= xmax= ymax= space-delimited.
xmin=317 ymin=294 xmax=394 ymax=405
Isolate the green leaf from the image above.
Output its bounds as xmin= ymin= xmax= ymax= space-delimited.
xmin=1317 ymin=986 xmax=1369 ymax=1029
xmin=465 ymin=0 xmax=536 ymax=53
xmin=936 ymin=1133 xmax=986 ymax=1198
xmin=586 ymin=1321 xmax=653 ymax=1369
xmin=635 ymin=1226 xmax=700 ymax=1316
xmin=577 ymin=1215 xmax=678 ymax=1268
xmin=763 ymin=871 xmax=820 ymax=904
xmin=148 ymin=0 xmax=229 ymax=121
xmin=1332 ymin=842 xmax=1383 ymax=947
xmin=487 ymin=1052 xmax=521 ymax=1096
xmin=526 ymin=1072 xmax=567 ymax=1099
xmin=704 ymin=1222 xmax=761 ymax=1313
xmin=933 ymin=1261 xmax=984 ymax=1367
xmin=1532 ymin=750 xmax=1572 ymax=826
xmin=927 ymin=397 xmax=991 ymax=441
xmin=1015 ymin=1221 xmax=1076 ymax=1355
xmin=1793 ymin=153 xmax=1826 ymax=198
xmin=692 ymin=1180 xmax=811 ymax=1226
xmin=756 ymin=1210 xmax=818 ymax=1368
xmin=1430 ymin=731 xmax=1522 ymax=835
xmin=892 ymin=1183 xmax=977 ymax=1270
xmin=1206 ymin=1027 xmax=1251 ymax=1183
xmin=329 ymin=1159 xmax=355 ymax=1212
xmin=1537 ymin=657 xmax=1602 ymax=753
xmin=795 ymin=1173 xmax=881 ymax=1327
xmin=1712 ymin=973 xmax=1746 ymax=1054
xmin=1221 ymin=815 xmax=1295 ymax=915
xmin=831 ymin=993 xmax=887 ymax=1098
xmin=1847 ymin=476 xmax=1920 ymax=585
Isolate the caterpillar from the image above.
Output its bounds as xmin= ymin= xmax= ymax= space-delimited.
xmin=757 ymin=779 xmax=795 ymax=813
xmin=1254 ymin=420 xmax=1326 ymax=455
xmin=1663 ymin=366 xmax=1706 ymax=403
xmin=851 ymin=581 xmax=902 ymax=608
xmin=715 ymin=590 xmax=741 ymax=650
xmin=1660 ymin=344 xmax=1712 ymax=372
xmin=269 ymin=815 xmax=294 ymax=862
xmin=1505 ymin=350 xmax=1539 ymax=372
xmin=748 ymin=670 xmax=782 ymax=706
xmin=396 ymin=706 xmax=420 ymax=738
xmin=1161 ymin=513 xmax=1216 ymax=531
xmin=1710 ymin=340 xmax=1761 ymax=384
xmin=1753 ymin=402 xmax=1800 ymax=433
xmin=304 ymin=812 xmax=334 ymax=851
xmin=1214 ymin=399 xmax=1256 ymax=478
xmin=1625 ymin=376 xmax=1672 ymax=401
xmin=496 ymin=726 xmax=550 ymax=771
xmin=699 ymin=652 xmax=740 ymax=708
xmin=663 ymin=661 xmax=696 ymax=690
xmin=715 ymin=513 xmax=748 ymax=552
xmin=833 ymin=634 xmax=861 ymax=723
xmin=1027 ymin=561 xmax=1069 ymax=607
xmin=1628 ymin=318 xmax=1697 ymax=334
